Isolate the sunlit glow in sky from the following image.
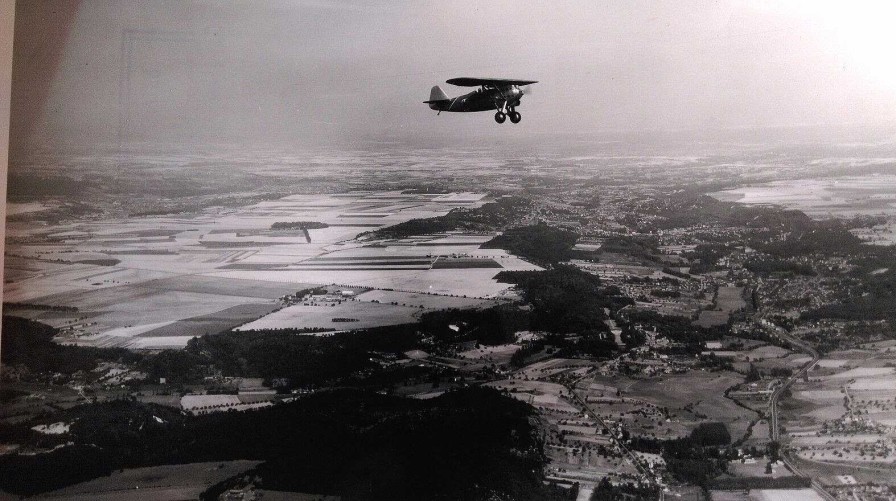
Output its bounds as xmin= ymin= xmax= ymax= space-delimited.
xmin=775 ymin=0 xmax=896 ymax=91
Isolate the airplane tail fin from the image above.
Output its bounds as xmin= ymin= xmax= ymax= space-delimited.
xmin=424 ymin=85 xmax=450 ymax=110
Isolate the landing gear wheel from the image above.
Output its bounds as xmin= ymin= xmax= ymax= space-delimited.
xmin=509 ymin=111 xmax=521 ymax=123
xmin=494 ymin=111 xmax=506 ymax=124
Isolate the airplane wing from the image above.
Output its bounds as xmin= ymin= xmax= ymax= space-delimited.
xmin=446 ymin=77 xmax=538 ymax=87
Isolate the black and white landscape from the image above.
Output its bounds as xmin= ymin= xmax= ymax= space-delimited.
xmin=3 ymin=2 xmax=896 ymax=501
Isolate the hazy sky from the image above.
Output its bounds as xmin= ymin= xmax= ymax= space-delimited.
xmin=10 ymin=0 xmax=896 ymax=153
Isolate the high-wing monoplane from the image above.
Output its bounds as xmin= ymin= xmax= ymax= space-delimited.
xmin=424 ymin=77 xmax=537 ymax=124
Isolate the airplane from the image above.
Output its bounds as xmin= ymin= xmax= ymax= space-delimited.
xmin=424 ymin=77 xmax=537 ymax=124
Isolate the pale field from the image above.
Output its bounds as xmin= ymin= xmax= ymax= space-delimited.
xmin=3 ymin=263 xmax=173 ymax=303
xmin=576 ymin=486 xmax=594 ymax=501
xmin=745 ymin=345 xmax=792 ymax=360
xmin=356 ymin=289 xmax=500 ymax=309
xmin=138 ymin=303 xmax=281 ymax=338
xmin=792 ymin=435 xmax=885 ymax=446
xmin=792 ymin=357 xmax=847 ymax=368
xmin=31 ymin=422 xmax=71 ymax=435
xmin=712 ymin=175 xmax=896 ymax=223
xmin=36 ymin=461 xmax=260 ymax=501
xmin=126 ymin=336 xmax=201 ymax=349
xmin=181 ymin=394 xmax=242 ymax=410
xmin=236 ymin=301 xmax=421 ymax=331
xmin=514 ymin=358 xmax=595 ymax=380
xmin=209 ymin=268 xmax=526 ymax=298
xmin=102 ymin=321 xmax=178 ymax=338
xmin=849 ymin=379 xmax=896 ymax=391
xmin=76 ymin=290 xmax=272 ymax=339
xmin=6 ymin=201 xmax=53 ymax=215
xmin=797 ymin=390 xmax=846 ymax=402
xmin=751 ymin=489 xmax=825 ymax=501
xmin=861 ymin=339 xmax=896 ymax=350
xmin=826 ymin=349 xmax=889 ymax=361
xmin=709 ymin=491 xmax=750 ymax=501
xmin=716 ymin=286 xmax=746 ymax=311
xmin=828 ymin=367 xmax=895 ymax=379
xmin=785 ymin=353 xmax=896 ymax=474
xmin=851 ymin=223 xmax=896 ymax=246
xmin=804 ymin=405 xmax=846 ymax=421
xmin=458 ymin=343 xmax=521 ymax=361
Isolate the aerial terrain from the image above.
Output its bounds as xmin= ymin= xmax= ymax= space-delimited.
xmin=3 ymin=133 xmax=896 ymax=500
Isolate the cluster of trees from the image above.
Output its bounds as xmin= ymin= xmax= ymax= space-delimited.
xmin=590 ymin=478 xmax=658 ymax=501
xmin=622 ymin=422 xmax=734 ymax=487
xmin=683 ymin=243 xmax=732 ymax=274
xmin=361 ymin=196 xmax=531 ymax=240
xmin=419 ymin=306 xmax=529 ymax=346
xmin=697 ymin=352 xmax=734 ymax=371
xmin=0 ymin=387 xmax=565 ymax=501
xmin=481 ymin=223 xmax=579 ymax=266
xmin=622 ymin=310 xmax=725 ymax=349
xmin=709 ymin=476 xmax=811 ymax=490
xmin=3 ymin=302 xmax=79 ymax=312
xmin=597 ymin=235 xmax=661 ymax=262
xmin=510 ymin=331 xmax=619 ymax=368
xmin=661 ymin=422 xmax=732 ymax=486
xmin=744 ymin=259 xmax=816 ymax=276
xmin=270 ymin=221 xmax=329 ymax=230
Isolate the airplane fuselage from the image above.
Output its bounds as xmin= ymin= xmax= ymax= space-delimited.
xmin=425 ymin=78 xmax=536 ymax=124
xmin=428 ymin=86 xmax=523 ymax=113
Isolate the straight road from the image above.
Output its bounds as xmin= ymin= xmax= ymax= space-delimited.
xmin=766 ymin=323 xmax=836 ymax=501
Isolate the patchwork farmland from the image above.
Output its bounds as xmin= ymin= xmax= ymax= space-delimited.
xmin=4 ymin=191 xmax=539 ymax=348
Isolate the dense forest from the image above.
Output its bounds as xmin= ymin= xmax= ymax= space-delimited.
xmin=0 ymin=387 xmax=568 ymax=501
xmin=418 ymin=305 xmax=530 ymax=346
xmin=179 ymin=324 xmax=421 ymax=388
xmin=481 ymin=223 xmax=579 ymax=266
xmin=497 ymin=265 xmax=632 ymax=334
